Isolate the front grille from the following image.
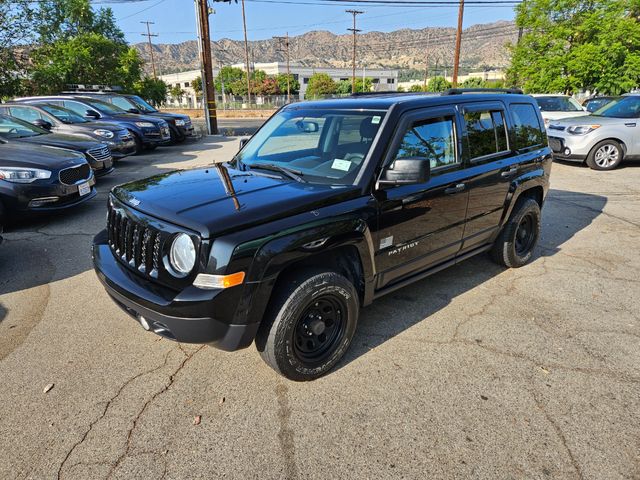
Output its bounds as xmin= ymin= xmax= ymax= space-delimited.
xmin=59 ymin=164 xmax=91 ymax=185
xmin=87 ymin=146 xmax=112 ymax=164
xmin=107 ymin=204 xmax=162 ymax=278
xmin=548 ymin=136 xmax=564 ymax=153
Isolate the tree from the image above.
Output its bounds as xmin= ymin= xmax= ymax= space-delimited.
xmin=507 ymin=0 xmax=640 ymax=95
xmin=191 ymin=76 xmax=202 ymax=99
xmin=306 ymin=73 xmax=337 ymax=97
xmin=275 ymin=73 xmax=300 ymax=94
xmin=461 ymin=77 xmax=484 ymax=88
xmin=252 ymin=69 xmax=267 ymax=83
xmin=427 ymin=76 xmax=452 ymax=92
xmin=170 ymin=85 xmax=185 ymax=103
xmin=396 ymin=85 xmax=406 ymax=92
xmin=215 ymin=66 xmax=245 ymax=94
xmin=409 ymin=84 xmax=424 ymax=92
xmin=254 ymin=77 xmax=280 ymax=96
xmin=0 ymin=0 xmax=35 ymax=99
xmin=134 ymin=77 xmax=168 ymax=106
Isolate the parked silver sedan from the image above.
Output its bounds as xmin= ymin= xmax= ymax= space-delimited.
xmin=547 ymin=94 xmax=640 ymax=170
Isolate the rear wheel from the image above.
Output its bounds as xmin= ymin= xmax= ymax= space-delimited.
xmin=256 ymin=269 xmax=359 ymax=381
xmin=586 ymin=140 xmax=623 ymax=170
xmin=491 ymin=198 xmax=541 ymax=268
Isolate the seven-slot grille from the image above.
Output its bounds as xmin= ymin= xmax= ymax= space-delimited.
xmin=59 ymin=164 xmax=91 ymax=185
xmin=107 ymin=203 xmax=162 ymax=279
xmin=87 ymin=146 xmax=112 ymax=165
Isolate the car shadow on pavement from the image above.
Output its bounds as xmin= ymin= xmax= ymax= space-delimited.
xmin=0 ymin=303 xmax=6 ymax=323
xmin=337 ymin=188 xmax=607 ymax=371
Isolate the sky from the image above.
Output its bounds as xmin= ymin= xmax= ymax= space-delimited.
xmin=94 ymin=0 xmax=517 ymax=45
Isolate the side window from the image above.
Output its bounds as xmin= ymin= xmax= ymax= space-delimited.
xmin=464 ymin=109 xmax=509 ymax=160
xmin=510 ymin=103 xmax=545 ymax=150
xmin=9 ymin=107 xmax=42 ymax=123
xmin=393 ymin=116 xmax=458 ymax=171
xmin=63 ymin=101 xmax=94 ymax=117
xmin=111 ymin=97 xmax=132 ymax=110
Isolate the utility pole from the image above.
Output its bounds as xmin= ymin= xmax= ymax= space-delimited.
xmin=452 ymin=0 xmax=465 ymax=87
xmin=346 ymin=9 xmax=363 ymax=94
xmin=195 ymin=0 xmax=218 ymax=134
xmin=274 ymin=33 xmax=291 ymax=103
xmin=423 ymin=31 xmax=430 ymax=90
xmin=241 ymin=0 xmax=251 ymax=106
xmin=141 ymin=21 xmax=158 ymax=79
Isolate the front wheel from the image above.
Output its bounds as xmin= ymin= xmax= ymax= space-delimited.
xmin=256 ymin=270 xmax=359 ymax=381
xmin=586 ymin=140 xmax=623 ymax=170
xmin=491 ymin=198 xmax=541 ymax=268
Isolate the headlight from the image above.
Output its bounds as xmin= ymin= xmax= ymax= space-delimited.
xmin=567 ymin=124 xmax=601 ymax=135
xmin=93 ymin=129 xmax=114 ymax=139
xmin=0 ymin=167 xmax=51 ymax=183
xmin=134 ymin=122 xmax=155 ymax=128
xmin=169 ymin=233 xmax=196 ymax=276
xmin=175 ymin=119 xmax=186 ymax=126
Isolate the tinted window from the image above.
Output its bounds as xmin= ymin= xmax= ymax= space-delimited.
xmin=111 ymin=97 xmax=134 ymax=110
xmin=9 ymin=106 xmax=42 ymax=123
xmin=394 ymin=116 xmax=458 ymax=170
xmin=535 ymin=96 xmax=582 ymax=112
xmin=63 ymin=100 xmax=95 ymax=117
xmin=592 ymin=96 xmax=640 ymax=118
xmin=0 ymin=115 xmax=45 ymax=138
xmin=40 ymin=104 xmax=88 ymax=124
xmin=510 ymin=103 xmax=544 ymax=149
xmin=464 ymin=110 xmax=509 ymax=159
xmin=81 ymin=99 xmax=126 ymax=115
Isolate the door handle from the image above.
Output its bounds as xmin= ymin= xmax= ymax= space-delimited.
xmin=625 ymin=122 xmax=636 ymax=127
xmin=501 ymin=166 xmax=518 ymax=178
xmin=444 ymin=183 xmax=466 ymax=194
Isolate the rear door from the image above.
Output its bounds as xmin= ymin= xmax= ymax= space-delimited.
xmin=457 ymin=102 xmax=517 ymax=253
xmin=374 ymin=106 xmax=469 ymax=288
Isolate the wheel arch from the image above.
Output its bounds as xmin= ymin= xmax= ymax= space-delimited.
xmin=589 ymin=137 xmax=627 ymax=157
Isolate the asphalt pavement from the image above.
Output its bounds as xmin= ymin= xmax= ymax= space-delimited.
xmin=0 ymin=138 xmax=639 ymax=480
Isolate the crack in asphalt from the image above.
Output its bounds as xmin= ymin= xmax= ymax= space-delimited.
xmin=275 ymin=382 xmax=298 ymax=480
xmin=56 ymin=347 xmax=175 ymax=480
xmin=531 ymin=390 xmax=584 ymax=480
xmin=106 ymin=345 xmax=205 ymax=479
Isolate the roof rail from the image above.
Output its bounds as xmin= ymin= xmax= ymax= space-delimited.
xmin=443 ymin=88 xmax=524 ymax=95
xmin=63 ymin=84 xmax=123 ymax=93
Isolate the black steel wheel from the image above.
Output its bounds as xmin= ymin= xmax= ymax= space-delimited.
xmin=491 ymin=197 xmax=541 ymax=268
xmin=256 ymin=269 xmax=359 ymax=381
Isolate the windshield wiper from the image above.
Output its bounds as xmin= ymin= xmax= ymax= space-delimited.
xmin=250 ymin=163 xmax=306 ymax=183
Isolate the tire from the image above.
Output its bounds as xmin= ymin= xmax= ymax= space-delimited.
xmin=145 ymin=144 xmax=157 ymax=151
xmin=491 ymin=197 xmax=541 ymax=268
xmin=586 ymin=140 xmax=623 ymax=170
xmin=130 ymin=131 xmax=144 ymax=155
xmin=256 ymin=269 xmax=359 ymax=381
xmin=0 ymin=199 xmax=5 ymax=233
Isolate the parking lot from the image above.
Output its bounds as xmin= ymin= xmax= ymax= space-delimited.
xmin=0 ymin=136 xmax=639 ymax=479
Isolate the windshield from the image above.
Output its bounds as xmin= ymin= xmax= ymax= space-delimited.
xmin=81 ymin=98 xmax=127 ymax=115
xmin=592 ymin=96 xmax=640 ymax=118
xmin=0 ymin=114 xmax=48 ymax=139
xmin=40 ymin=104 xmax=88 ymax=124
xmin=584 ymin=97 xmax=615 ymax=113
xmin=231 ymin=108 xmax=385 ymax=185
xmin=128 ymin=95 xmax=157 ymax=113
xmin=535 ymin=96 xmax=582 ymax=112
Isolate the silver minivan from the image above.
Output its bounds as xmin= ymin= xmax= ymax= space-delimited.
xmin=546 ymin=94 xmax=640 ymax=170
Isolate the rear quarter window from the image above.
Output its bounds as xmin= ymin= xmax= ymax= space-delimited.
xmin=510 ymin=103 xmax=545 ymax=150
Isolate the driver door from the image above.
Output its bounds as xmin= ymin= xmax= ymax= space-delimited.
xmin=374 ymin=107 xmax=469 ymax=289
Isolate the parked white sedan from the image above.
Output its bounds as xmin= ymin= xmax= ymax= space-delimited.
xmin=532 ymin=94 xmax=590 ymax=126
xmin=546 ymin=95 xmax=640 ymax=170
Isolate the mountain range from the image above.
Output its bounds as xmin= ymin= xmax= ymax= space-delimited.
xmin=134 ymin=20 xmax=517 ymax=76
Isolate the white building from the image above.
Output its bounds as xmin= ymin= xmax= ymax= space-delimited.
xmin=159 ymin=62 xmax=399 ymax=107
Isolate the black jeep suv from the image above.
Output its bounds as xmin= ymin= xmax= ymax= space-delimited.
xmin=93 ymin=90 xmax=551 ymax=381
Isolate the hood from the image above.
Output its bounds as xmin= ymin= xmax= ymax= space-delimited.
xmin=0 ymin=142 xmax=87 ymax=169
xmin=12 ymin=133 xmax=106 ymax=153
xmin=106 ymin=113 xmax=166 ymax=125
xmin=146 ymin=111 xmax=189 ymax=123
xmin=82 ymin=121 xmax=126 ymax=132
xmin=549 ymin=115 xmax=635 ymax=127
xmin=112 ymin=165 xmax=360 ymax=238
xmin=541 ymin=111 xmax=590 ymax=122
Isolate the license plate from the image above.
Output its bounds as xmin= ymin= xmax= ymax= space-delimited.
xmin=78 ymin=182 xmax=91 ymax=196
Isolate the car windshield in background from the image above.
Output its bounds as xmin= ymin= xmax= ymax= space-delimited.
xmin=129 ymin=96 xmax=157 ymax=113
xmin=40 ymin=104 xmax=88 ymax=124
xmin=536 ymin=96 xmax=583 ymax=112
xmin=82 ymin=99 xmax=127 ymax=115
xmin=232 ymin=108 xmax=385 ymax=185
xmin=0 ymin=115 xmax=47 ymax=139
xmin=592 ymin=96 xmax=640 ymax=118
xmin=584 ymin=97 xmax=615 ymax=113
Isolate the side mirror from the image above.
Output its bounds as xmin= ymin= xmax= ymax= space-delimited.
xmin=296 ymin=120 xmax=319 ymax=133
xmin=85 ymin=110 xmax=100 ymax=119
xmin=127 ymin=108 xmax=140 ymax=114
xmin=379 ymin=157 xmax=431 ymax=185
xmin=239 ymin=137 xmax=250 ymax=149
xmin=33 ymin=119 xmax=52 ymax=130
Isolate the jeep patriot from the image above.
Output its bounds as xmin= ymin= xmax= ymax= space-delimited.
xmin=93 ymin=89 xmax=552 ymax=381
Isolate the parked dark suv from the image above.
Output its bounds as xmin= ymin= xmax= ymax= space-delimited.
xmin=66 ymin=92 xmax=195 ymax=142
xmin=93 ymin=89 xmax=552 ymax=381
xmin=16 ymin=96 xmax=171 ymax=154
xmin=0 ymin=103 xmax=136 ymax=159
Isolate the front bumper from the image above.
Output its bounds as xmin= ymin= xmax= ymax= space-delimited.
xmin=109 ymin=139 xmax=137 ymax=159
xmin=92 ymin=230 xmax=259 ymax=350
xmin=548 ymin=132 xmax=595 ymax=161
xmin=1 ymin=176 xmax=97 ymax=213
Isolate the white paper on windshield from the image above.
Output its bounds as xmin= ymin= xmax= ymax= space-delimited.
xmin=371 ymin=116 xmax=381 ymax=124
xmin=331 ymin=159 xmax=351 ymax=171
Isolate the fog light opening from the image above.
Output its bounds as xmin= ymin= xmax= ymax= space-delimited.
xmin=28 ymin=197 xmax=59 ymax=208
xmin=564 ymin=147 xmax=571 ymax=156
